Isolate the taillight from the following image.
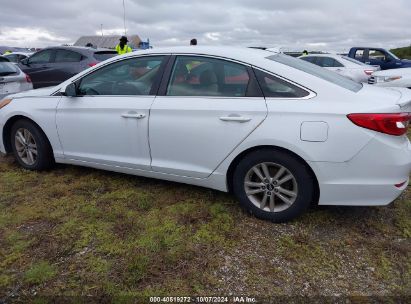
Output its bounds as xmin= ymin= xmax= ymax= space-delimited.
xmin=347 ymin=113 xmax=411 ymax=136
xmin=88 ymin=62 xmax=98 ymax=67
xmin=364 ymin=70 xmax=374 ymax=76
xmin=25 ymin=74 xmax=32 ymax=83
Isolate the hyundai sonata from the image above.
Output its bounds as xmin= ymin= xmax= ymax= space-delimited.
xmin=0 ymin=47 xmax=410 ymax=222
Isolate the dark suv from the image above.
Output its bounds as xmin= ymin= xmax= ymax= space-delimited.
xmin=19 ymin=46 xmax=118 ymax=88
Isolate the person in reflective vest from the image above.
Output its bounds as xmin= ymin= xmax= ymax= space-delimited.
xmin=115 ymin=36 xmax=132 ymax=55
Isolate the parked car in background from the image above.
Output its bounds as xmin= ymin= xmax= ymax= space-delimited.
xmin=368 ymin=68 xmax=411 ymax=88
xmin=18 ymin=46 xmax=117 ymax=88
xmin=3 ymin=52 xmax=33 ymax=64
xmin=348 ymin=47 xmax=411 ymax=70
xmin=0 ymin=61 xmax=33 ymax=99
xmin=299 ymin=54 xmax=379 ymax=82
xmin=1 ymin=47 xmax=411 ymax=222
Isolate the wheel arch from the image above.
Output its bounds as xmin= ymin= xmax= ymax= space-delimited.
xmin=2 ymin=115 xmax=53 ymax=154
xmin=226 ymin=145 xmax=320 ymax=205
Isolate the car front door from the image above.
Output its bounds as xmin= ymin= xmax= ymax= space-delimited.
xmin=19 ymin=49 xmax=55 ymax=88
xmin=149 ymin=55 xmax=267 ymax=178
xmin=56 ymin=55 xmax=167 ymax=170
xmin=51 ymin=49 xmax=85 ymax=85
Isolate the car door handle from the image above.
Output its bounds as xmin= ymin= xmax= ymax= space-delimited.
xmin=219 ymin=116 xmax=251 ymax=123
xmin=121 ymin=112 xmax=146 ymax=119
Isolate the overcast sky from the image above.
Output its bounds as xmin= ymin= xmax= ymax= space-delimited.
xmin=0 ymin=0 xmax=410 ymax=52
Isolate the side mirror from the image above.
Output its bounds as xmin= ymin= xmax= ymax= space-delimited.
xmin=21 ymin=58 xmax=29 ymax=65
xmin=61 ymin=83 xmax=77 ymax=97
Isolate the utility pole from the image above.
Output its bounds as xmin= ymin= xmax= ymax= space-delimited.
xmin=122 ymin=0 xmax=127 ymax=36
xmin=101 ymin=24 xmax=103 ymax=37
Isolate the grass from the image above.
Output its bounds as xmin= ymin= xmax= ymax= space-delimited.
xmin=0 ymin=151 xmax=410 ymax=301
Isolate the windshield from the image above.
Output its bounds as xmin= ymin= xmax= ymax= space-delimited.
xmin=266 ymin=54 xmax=363 ymax=92
xmin=0 ymin=62 xmax=18 ymax=76
xmin=386 ymin=50 xmax=399 ymax=60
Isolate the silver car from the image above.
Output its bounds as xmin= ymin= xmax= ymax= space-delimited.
xmin=299 ymin=54 xmax=380 ymax=82
xmin=0 ymin=60 xmax=33 ymax=100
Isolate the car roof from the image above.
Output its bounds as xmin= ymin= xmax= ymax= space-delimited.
xmin=4 ymin=52 xmax=32 ymax=56
xmin=122 ymin=46 xmax=274 ymax=65
xmin=38 ymin=46 xmax=116 ymax=53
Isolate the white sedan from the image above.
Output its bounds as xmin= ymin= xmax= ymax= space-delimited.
xmin=0 ymin=47 xmax=410 ymax=222
xmin=368 ymin=67 xmax=411 ymax=88
xmin=299 ymin=54 xmax=380 ymax=82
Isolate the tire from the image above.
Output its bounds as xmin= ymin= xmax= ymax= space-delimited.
xmin=10 ymin=119 xmax=55 ymax=170
xmin=232 ymin=149 xmax=315 ymax=223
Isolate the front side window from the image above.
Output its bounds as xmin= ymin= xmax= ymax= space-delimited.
xmin=77 ymin=56 xmax=164 ymax=96
xmin=29 ymin=50 xmax=54 ymax=64
xmin=55 ymin=50 xmax=83 ymax=63
xmin=254 ymin=69 xmax=310 ymax=98
xmin=167 ymin=56 xmax=250 ymax=97
xmin=354 ymin=49 xmax=364 ymax=60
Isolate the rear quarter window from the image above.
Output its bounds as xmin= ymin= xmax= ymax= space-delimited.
xmin=254 ymin=69 xmax=310 ymax=98
xmin=0 ymin=62 xmax=18 ymax=76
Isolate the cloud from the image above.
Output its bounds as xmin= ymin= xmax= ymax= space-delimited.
xmin=0 ymin=0 xmax=410 ymax=51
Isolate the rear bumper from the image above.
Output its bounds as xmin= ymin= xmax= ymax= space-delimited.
xmin=311 ymin=134 xmax=411 ymax=206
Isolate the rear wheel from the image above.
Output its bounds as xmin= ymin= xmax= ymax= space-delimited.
xmin=232 ymin=149 xmax=315 ymax=222
xmin=10 ymin=119 xmax=54 ymax=170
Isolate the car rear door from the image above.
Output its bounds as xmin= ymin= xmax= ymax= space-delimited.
xmin=56 ymin=55 xmax=168 ymax=170
xmin=19 ymin=49 xmax=55 ymax=88
xmin=149 ymin=55 xmax=267 ymax=178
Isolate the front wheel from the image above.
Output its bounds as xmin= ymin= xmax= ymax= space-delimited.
xmin=232 ymin=149 xmax=315 ymax=222
xmin=10 ymin=119 xmax=55 ymax=170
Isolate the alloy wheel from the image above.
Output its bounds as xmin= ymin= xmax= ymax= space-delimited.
xmin=14 ymin=128 xmax=38 ymax=166
xmin=244 ymin=162 xmax=298 ymax=213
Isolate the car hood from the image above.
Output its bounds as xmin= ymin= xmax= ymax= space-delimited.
xmin=373 ymin=67 xmax=411 ymax=77
xmin=7 ymin=86 xmax=57 ymax=99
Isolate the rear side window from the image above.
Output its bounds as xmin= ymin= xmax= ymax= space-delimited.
xmin=167 ymin=56 xmax=250 ymax=97
xmin=55 ymin=50 xmax=83 ymax=62
xmin=0 ymin=62 xmax=18 ymax=76
xmin=28 ymin=50 xmax=54 ymax=64
xmin=254 ymin=69 xmax=310 ymax=98
xmin=267 ymin=54 xmax=362 ymax=93
xmin=300 ymin=56 xmax=317 ymax=64
xmin=317 ymin=57 xmax=344 ymax=68
xmin=93 ymin=51 xmax=117 ymax=61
